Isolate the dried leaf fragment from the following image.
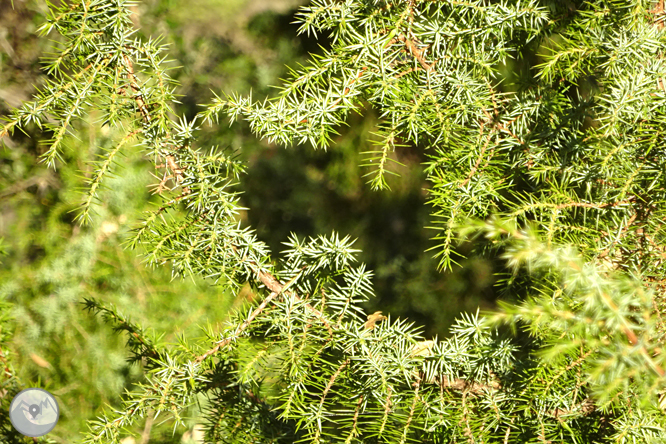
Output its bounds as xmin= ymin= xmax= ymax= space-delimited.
xmin=364 ymin=311 xmax=387 ymax=330
xmin=30 ymin=353 xmax=52 ymax=368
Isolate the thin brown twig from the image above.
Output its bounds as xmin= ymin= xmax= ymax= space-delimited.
xmin=194 ymin=249 xmax=335 ymax=364
xmin=439 ymin=374 xmax=500 ymax=395
xmin=378 ymin=385 xmax=393 ymax=437
xmin=194 ymin=289 xmax=280 ymax=364
xmin=345 ymin=395 xmax=364 ymax=443
xmin=121 ymin=51 xmax=190 ymax=197
xmin=399 ymin=35 xmax=434 ymax=72
xmin=400 ymin=377 xmax=420 ymax=444
xmin=122 ymin=54 xmax=151 ymax=123
xmin=236 ymin=248 xmax=336 ymax=335
xmin=319 ymin=358 xmax=350 ymax=410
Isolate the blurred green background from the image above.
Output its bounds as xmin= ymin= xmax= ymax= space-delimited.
xmin=0 ymin=0 xmax=498 ymax=441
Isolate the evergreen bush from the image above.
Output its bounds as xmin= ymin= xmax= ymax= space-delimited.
xmin=3 ymin=0 xmax=666 ymax=442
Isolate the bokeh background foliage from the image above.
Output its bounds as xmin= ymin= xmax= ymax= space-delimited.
xmin=0 ymin=0 xmax=497 ymax=441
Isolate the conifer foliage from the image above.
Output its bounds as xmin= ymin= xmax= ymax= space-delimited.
xmin=3 ymin=0 xmax=666 ymax=442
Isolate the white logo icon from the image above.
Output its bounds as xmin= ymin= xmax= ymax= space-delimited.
xmin=9 ymin=388 xmax=59 ymax=437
